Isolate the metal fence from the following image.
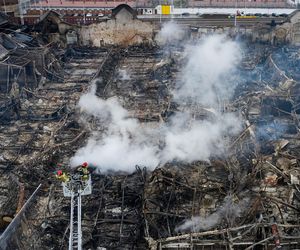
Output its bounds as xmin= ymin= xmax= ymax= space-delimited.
xmin=0 ymin=184 xmax=41 ymax=250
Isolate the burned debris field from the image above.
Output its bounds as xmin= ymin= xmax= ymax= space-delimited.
xmin=1 ymin=22 xmax=300 ymax=250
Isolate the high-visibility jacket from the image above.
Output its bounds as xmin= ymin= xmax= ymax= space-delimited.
xmin=82 ymin=167 xmax=89 ymax=175
xmin=82 ymin=174 xmax=89 ymax=181
xmin=56 ymin=173 xmax=70 ymax=183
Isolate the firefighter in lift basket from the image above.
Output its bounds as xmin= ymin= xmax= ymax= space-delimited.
xmin=55 ymin=170 xmax=70 ymax=183
xmin=75 ymin=162 xmax=90 ymax=182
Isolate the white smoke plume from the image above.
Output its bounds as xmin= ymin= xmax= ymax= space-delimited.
xmin=175 ymin=35 xmax=241 ymax=107
xmin=70 ymin=34 xmax=242 ymax=173
xmin=162 ymin=112 xmax=241 ymax=163
xmin=155 ymin=21 xmax=186 ymax=45
xmin=176 ymin=213 xmax=221 ymax=233
xmin=70 ymin=84 xmax=160 ymax=171
xmin=175 ymin=195 xmax=249 ymax=232
xmin=118 ymin=69 xmax=130 ymax=81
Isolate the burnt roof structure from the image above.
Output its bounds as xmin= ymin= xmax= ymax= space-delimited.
xmin=0 ymin=12 xmax=8 ymax=27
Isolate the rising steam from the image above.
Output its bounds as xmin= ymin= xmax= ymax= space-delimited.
xmin=175 ymin=35 xmax=241 ymax=107
xmin=155 ymin=21 xmax=186 ymax=45
xmin=175 ymin=195 xmax=249 ymax=232
xmin=70 ymin=85 xmax=160 ymax=171
xmin=70 ymin=31 xmax=242 ymax=173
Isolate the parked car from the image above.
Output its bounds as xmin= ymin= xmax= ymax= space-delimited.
xmin=279 ymin=13 xmax=288 ymax=17
xmin=182 ymin=12 xmax=190 ymax=16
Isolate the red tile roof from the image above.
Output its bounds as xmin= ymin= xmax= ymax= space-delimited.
xmin=30 ymin=0 xmax=144 ymax=8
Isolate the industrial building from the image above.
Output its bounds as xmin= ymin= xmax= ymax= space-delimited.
xmin=0 ymin=0 xmax=298 ymax=25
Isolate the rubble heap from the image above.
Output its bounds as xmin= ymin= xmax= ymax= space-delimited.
xmin=0 ymin=41 xmax=300 ymax=250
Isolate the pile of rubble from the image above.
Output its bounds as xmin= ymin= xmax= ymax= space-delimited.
xmin=142 ymin=44 xmax=300 ymax=249
xmin=0 ymin=38 xmax=300 ymax=250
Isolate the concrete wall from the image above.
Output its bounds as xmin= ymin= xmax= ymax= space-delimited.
xmin=79 ymin=8 xmax=155 ymax=47
xmin=190 ymin=11 xmax=300 ymax=45
xmin=290 ymin=11 xmax=300 ymax=45
xmin=189 ymin=25 xmax=271 ymax=44
xmin=188 ymin=19 xmax=298 ymax=45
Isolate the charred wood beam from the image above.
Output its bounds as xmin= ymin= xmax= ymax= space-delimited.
xmin=144 ymin=211 xmax=186 ymax=218
xmin=157 ymin=224 xmax=268 ymax=243
xmin=24 ymin=131 xmax=86 ymax=167
xmin=244 ymin=235 xmax=274 ymax=250
xmin=268 ymin=55 xmax=290 ymax=81
xmin=263 ymin=196 xmax=300 ymax=212
xmin=96 ymin=219 xmax=139 ymax=225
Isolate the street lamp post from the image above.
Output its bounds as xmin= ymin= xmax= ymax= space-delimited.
xmin=234 ymin=0 xmax=237 ymax=27
xmin=18 ymin=0 xmax=24 ymax=25
xmin=159 ymin=0 xmax=161 ymax=23
xmin=3 ymin=0 xmax=7 ymax=14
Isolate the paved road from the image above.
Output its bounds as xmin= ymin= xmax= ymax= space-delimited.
xmin=138 ymin=15 xmax=287 ymax=27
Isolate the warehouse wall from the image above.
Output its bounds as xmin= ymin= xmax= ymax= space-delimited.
xmin=79 ymin=7 xmax=155 ymax=46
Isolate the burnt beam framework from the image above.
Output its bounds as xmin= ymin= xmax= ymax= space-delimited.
xmin=1 ymin=44 xmax=300 ymax=249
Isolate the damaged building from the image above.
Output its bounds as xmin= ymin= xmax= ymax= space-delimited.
xmin=0 ymin=4 xmax=300 ymax=250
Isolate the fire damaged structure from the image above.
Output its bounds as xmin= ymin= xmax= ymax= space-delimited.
xmin=0 ymin=6 xmax=300 ymax=250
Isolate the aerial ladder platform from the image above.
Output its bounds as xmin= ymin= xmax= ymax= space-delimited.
xmin=62 ymin=172 xmax=92 ymax=250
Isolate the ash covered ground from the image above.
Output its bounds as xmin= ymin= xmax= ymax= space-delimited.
xmin=0 ymin=22 xmax=300 ymax=249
